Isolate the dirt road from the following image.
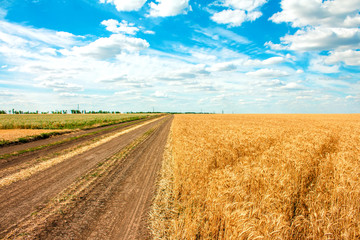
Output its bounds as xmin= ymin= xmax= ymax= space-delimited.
xmin=0 ymin=116 xmax=158 ymax=170
xmin=0 ymin=115 xmax=172 ymax=239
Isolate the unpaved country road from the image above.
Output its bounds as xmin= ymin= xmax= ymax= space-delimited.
xmin=0 ymin=115 xmax=173 ymax=239
xmin=0 ymin=116 xmax=158 ymax=170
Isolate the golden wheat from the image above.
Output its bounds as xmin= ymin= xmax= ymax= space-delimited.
xmin=151 ymin=114 xmax=360 ymax=239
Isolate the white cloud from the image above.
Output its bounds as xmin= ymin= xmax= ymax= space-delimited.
xmin=152 ymin=90 xmax=168 ymax=98
xmin=210 ymin=0 xmax=266 ymax=27
xmin=346 ymin=95 xmax=360 ymax=101
xmin=296 ymin=96 xmax=312 ymax=100
xmin=256 ymin=79 xmax=284 ymax=87
xmin=59 ymin=92 xmax=80 ymax=97
xmin=309 ymin=56 xmax=340 ymax=73
xmin=246 ymin=68 xmax=289 ymax=78
xmin=97 ymin=75 xmax=128 ymax=83
xmin=270 ymin=0 xmax=360 ymax=28
xmin=39 ymin=80 xmax=83 ymax=92
xmin=62 ymin=34 xmax=149 ymax=60
xmin=144 ymin=30 xmax=155 ymax=35
xmin=279 ymin=82 xmax=305 ymax=91
xmin=40 ymin=48 xmax=57 ymax=55
xmin=222 ymin=0 xmax=267 ymax=12
xmin=158 ymin=64 xmax=209 ymax=81
xmin=0 ymin=90 xmax=15 ymax=97
xmin=246 ymin=11 xmax=262 ymax=21
xmin=245 ymin=56 xmax=286 ymax=66
xmin=325 ymin=50 xmax=360 ymax=66
xmin=211 ymin=10 xmax=247 ymax=27
xmin=0 ymin=20 xmax=77 ymax=49
xmin=149 ymin=0 xmax=190 ymax=17
xmin=194 ymin=27 xmax=250 ymax=45
xmin=99 ymin=0 xmax=146 ymax=11
xmin=101 ymin=19 xmax=139 ymax=35
xmin=191 ymin=52 xmax=217 ymax=61
xmin=268 ymin=0 xmax=360 ymax=55
xmin=275 ymin=27 xmax=360 ymax=51
xmin=207 ymin=62 xmax=237 ymax=72
xmin=264 ymin=41 xmax=286 ymax=50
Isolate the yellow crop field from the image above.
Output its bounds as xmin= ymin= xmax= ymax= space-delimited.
xmin=151 ymin=114 xmax=360 ymax=239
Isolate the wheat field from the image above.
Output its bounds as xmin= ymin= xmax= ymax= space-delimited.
xmin=151 ymin=114 xmax=360 ymax=239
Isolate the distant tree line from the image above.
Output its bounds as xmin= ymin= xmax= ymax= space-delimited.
xmin=0 ymin=109 xmax=213 ymax=115
xmin=0 ymin=109 xmax=123 ymax=114
xmin=70 ymin=110 xmax=122 ymax=114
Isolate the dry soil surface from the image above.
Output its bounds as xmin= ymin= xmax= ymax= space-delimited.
xmin=0 ymin=115 xmax=173 ymax=239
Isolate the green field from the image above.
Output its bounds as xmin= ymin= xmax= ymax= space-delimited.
xmin=0 ymin=114 xmax=155 ymax=129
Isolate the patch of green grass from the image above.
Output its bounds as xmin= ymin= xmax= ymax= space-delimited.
xmin=0 ymin=114 xmax=155 ymax=130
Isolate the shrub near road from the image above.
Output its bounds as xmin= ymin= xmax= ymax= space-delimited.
xmin=151 ymin=114 xmax=360 ymax=239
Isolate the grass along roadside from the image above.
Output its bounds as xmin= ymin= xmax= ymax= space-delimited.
xmin=0 ymin=115 xmax=159 ymax=160
xmin=2 ymin=124 xmax=160 ymax=239
xmin=0 ymin=114 xmax=153 ymax=130
xmin=0 ymin=131 xmax=72 ymax=147
xmin=0 ymin=114 xmax=160 ymax=148
xmin=0 ymin=116 xmax=165 ymax=187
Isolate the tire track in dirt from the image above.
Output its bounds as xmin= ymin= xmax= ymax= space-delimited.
xmin=0 ymin=116 xmax=169 ymax=238
xmin=31 ymin=116 xmax=173 ymax=240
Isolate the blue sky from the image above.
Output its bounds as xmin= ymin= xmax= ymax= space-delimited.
xmin=0 ymin=0 xmax=359 ymax=113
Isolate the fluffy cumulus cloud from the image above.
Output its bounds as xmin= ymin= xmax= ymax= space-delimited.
xmin=101 ymin=19 xmax=139 ymax=35
xmin=309 ymin=56 xmax=340 ymax=73
xmin=61 ymin=34 xmax=149 ymax=60
xmin=99 ymin=0 xmax=146 ymax=11
xmin=149 ymin=0 xmax=190 ymax=17
xmin=325 ymin=50 xmax=360 ymax=66
xmin=271 ymin=27 xmax=360 ymax=51
xmin=211 ymin=0 xmax=267 ymax=26
xmin=270 ymin=0 xmax=360 ymax=28
xmin=211 ymin=10 xmax=247 ymax=27
xmin=268 ymin=0 xmax=360 ymax=53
